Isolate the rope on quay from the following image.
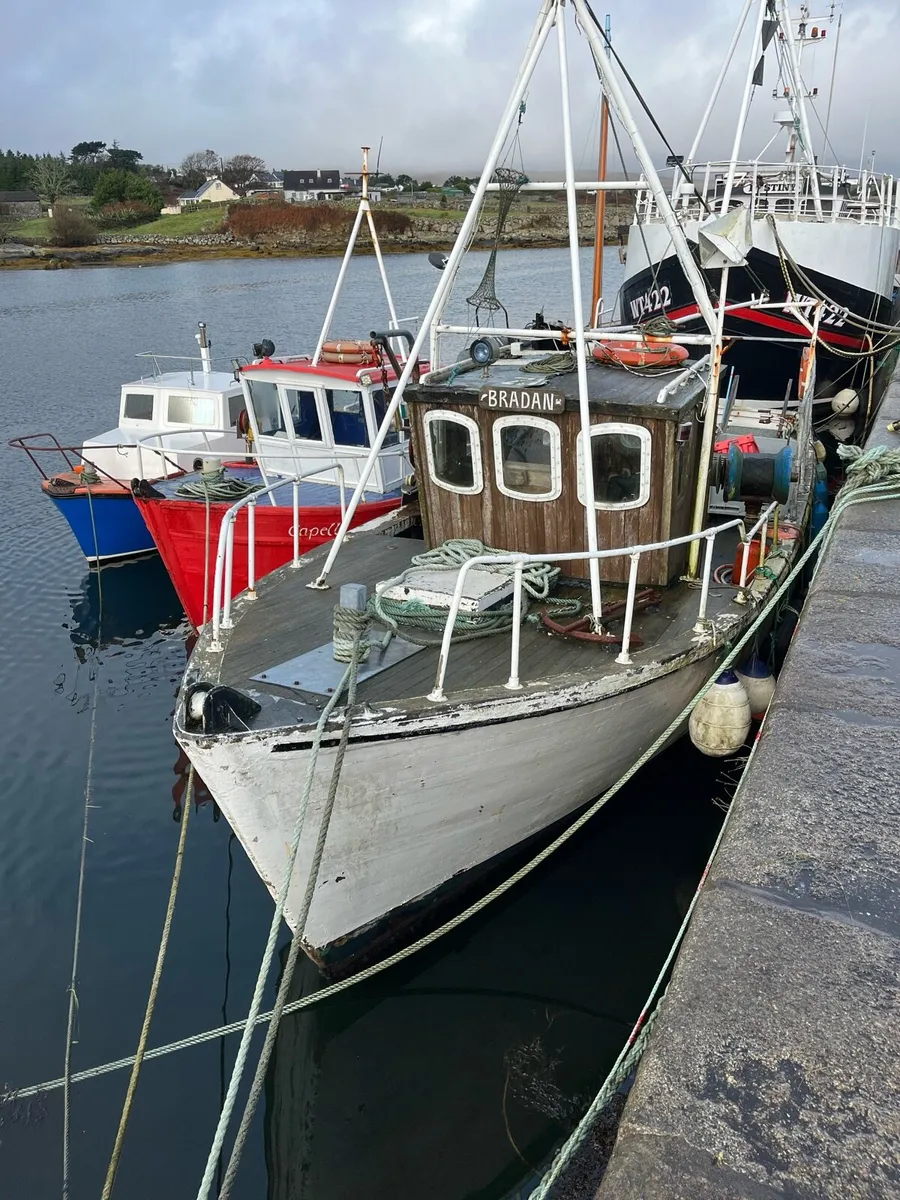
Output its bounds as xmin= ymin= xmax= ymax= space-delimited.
xmin=14 ymin=465 xmax=900 ymax=1117
xmin=100 ymin=767 xmax=195 ymax=1200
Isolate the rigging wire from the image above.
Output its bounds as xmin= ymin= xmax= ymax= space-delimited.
xmin=578 ymin=0 xmax=712 ymax=216
xmin=62 ymin=493 xmax=103 ymax=1200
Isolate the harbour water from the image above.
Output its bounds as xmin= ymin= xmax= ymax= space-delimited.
xmin=0 ymin=250 xmax=726 ymax=1198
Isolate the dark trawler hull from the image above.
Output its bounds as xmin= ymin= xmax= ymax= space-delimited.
xmin=622 ymin=219 xmax=900 ymax=402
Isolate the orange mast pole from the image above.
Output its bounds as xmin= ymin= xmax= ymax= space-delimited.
xmin=590 ymin=95 xmax=609 ymax=325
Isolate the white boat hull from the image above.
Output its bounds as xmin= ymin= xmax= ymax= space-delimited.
xmin=179 ymin=653 xmax=717 ymax=967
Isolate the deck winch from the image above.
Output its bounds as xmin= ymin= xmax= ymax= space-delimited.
xmin=713 ymin=441 xmax=795 ymax=505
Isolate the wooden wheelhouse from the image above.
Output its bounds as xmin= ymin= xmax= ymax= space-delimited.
xmin=408 ymin=354 xmax=706 ymax=586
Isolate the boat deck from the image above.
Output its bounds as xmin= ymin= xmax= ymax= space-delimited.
xmin=207 ymin=512 xmax=748 ymax=727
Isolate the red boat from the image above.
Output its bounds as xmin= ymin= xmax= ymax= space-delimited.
xmin=133 ymin=347 xmax=413 ymax=628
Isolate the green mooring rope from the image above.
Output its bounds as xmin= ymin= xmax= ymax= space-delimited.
xmin=15 ymin=455 xmax=900 ymax=1198
xmin=368 ymin=538 xmax=579 ymax=644
xmin=176 ymin=465 xmax=262 ymax=502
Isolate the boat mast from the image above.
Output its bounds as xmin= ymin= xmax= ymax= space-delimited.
xmin=571 ymin=0 xmax=718 ymax=333
xmin=821 ymin=7 xmax=842 ymax=163
xmin=589 ymin=13 xmax=610 ymax=326
xmin=683 ymin=0 xmax=755 ymax=176
xmin=775 ymin=0 xmax=824 ymax=218
xmin=312 ymin=146 xmax=401 ymax=366
xmin=719 ymin=0 xmax=771 ymax=214
xmin=316 ymin=0 xmax=560 ymax=588
xmin=558 ymin=5 xmax=604 ymax=628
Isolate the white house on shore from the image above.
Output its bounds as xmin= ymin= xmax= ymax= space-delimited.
xmin=283 ymin=170 xmax=343 ymax=202
xmin=178 ymin=178 xmax=238 ymax=209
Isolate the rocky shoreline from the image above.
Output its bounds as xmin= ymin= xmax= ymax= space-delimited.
xmin=0 ymin=203 xmax=633 ymax=271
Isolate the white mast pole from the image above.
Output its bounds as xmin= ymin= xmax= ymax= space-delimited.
xmin=719 ymin=0 xmax=769 ymax=215
xmin=821 ymin=9 xmax=842 ymax=163
xmin=360 ymin=146 xmax=401 ymax=333
xmin=684 ymin=0 xmax=755 ymax=170
xmin=557 ymin=6 xmax=603 ymax=627
xmin=571 ymin=0 xmax=718 ymax=333
xmin=311 ymin=147 xmax=402 ymax=366
xmin=311 ymin=200 xmax=367 ymax=365
xmin=428 ymin=2 xmax=561 ymax=369
xmin=775 ymin=0 xmax=823 ymax=218
xmin=313 ymin=0 xmax=559 ymax=587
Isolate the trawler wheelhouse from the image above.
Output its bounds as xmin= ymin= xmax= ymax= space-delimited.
xmin=410 ymin=355 xmax=705 ymax=585
xmin=241 ymin=357 xmax=409 ymax=493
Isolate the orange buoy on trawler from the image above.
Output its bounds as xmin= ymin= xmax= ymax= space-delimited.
xmin=320 ymin=339 xmax=379 ymax=365
xmin=592 ymin=338 xmax=689 ymax=369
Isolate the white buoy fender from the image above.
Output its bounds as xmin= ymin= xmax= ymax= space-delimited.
xmin=737 ymin=655 xmax=776 ymax=720
xmin=689 ymin=670 xmax=751 ymax=757
xmin=831 ymin=387 xmax=859 ymax=416
xmin=827 ymin=415 xmax=855 ymax=443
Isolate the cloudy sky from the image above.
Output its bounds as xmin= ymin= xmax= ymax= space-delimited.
xmin=3 ymin=0 xmax=896 ymax=176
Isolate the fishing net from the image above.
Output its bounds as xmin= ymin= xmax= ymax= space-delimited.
xmin=467 ymin=167 xmax=528 ymax=326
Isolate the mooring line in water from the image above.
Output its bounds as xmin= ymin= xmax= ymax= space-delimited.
xmin=530 ymin=462 xmax=900 ymax=1198
xmin=99 ymin=766 xmax=195 ymax=1199
xmin=215 ymin=642 xmax=364 ymax=1200
xmin=62 ymin=656 xmax=100 ymax=1200
xmin=195 ymin=650 xmax=360 ymax=1200
xmin=62 ymin=503 xmax=102 ymax=1200
xmin=16 ymin=472 xmax=900 ymax=1119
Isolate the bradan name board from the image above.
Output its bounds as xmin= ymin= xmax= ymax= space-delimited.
xmin=478 ymin=386 xmax=566 ymax=414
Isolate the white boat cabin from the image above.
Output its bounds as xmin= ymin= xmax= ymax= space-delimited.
xmin=83 ymin=368 xmax=246 ymax=482
xmin=240 ymin=357 xmax=411 ymax=494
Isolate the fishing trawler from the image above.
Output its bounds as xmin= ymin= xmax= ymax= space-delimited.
xmin=620 ymin=0 xmax=900 ymax=408
xmin=172 ymin=0 xmax=827 ymax=971
xmin=10 ymin=324 xmax=246 ymax=562
xmin=131 ymin=150 xmax=414 ymax=627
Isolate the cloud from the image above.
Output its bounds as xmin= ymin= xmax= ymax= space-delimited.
xmin=1 ymin=0 xmax=897 ymax=174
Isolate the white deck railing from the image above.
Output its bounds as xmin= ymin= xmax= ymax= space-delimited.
xmin=205 ymin=489 xmax=780 ymax=692
xmin=634 ymin=161 xmax=899 ymax=227
xmin=426 ymin=501 xmax=779 ymax=701
xmin=209 ymin=464 xmax=347 ymax=642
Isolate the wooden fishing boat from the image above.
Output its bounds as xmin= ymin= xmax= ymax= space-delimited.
xmin=172 ymin=0 xmax=824 ymax=972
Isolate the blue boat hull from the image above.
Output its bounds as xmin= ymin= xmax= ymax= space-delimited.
xmin=49 ymin=492 xmax=157 ymax=563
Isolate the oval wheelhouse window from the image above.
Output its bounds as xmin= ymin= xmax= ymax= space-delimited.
xmin=492 ymin=416 xmax=561 ymax=501
xmin=577 ymin=423 xmax=651 ymax=510
xmin=423 ymin=411 xmax=482 ymax=494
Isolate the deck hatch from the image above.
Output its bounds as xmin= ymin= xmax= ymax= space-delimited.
xmin=252 ymin=636 xmax=426 ymax=699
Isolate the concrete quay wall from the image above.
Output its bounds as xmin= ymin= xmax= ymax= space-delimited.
xmin=584 ymin=362 xmax=900 ymax=1198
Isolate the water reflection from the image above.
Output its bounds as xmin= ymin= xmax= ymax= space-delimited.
xmin=260 ymin=742 xmax=723 ymax=1200
xmin=65 ymin=555 xmax=185 ymax=650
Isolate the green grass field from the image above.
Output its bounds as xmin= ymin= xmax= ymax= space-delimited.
xmin=10 ymin=204 xmax=226 ymax=242
xmin=126 ymin=207 xmax=226 ymax=236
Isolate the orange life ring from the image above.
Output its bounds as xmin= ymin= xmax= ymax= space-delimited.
xmin=321 ymin=339 xmax=378 ymax=365
xmin=592 ymin=338 xmax=689 ymax=369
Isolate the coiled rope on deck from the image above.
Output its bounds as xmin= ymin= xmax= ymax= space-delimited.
xmin=369 ymin=538 xmax=574 ymax=644
xmin=176 ymin=465 xmax=262 ymax=502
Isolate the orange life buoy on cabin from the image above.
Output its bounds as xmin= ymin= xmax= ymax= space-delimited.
xmin=320 ymin=339 xmax=379 ymax=365
xmin=591 ymin=338 xmax=689 ymax=369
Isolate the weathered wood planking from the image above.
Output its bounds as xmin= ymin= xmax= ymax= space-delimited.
xmin=410 ymin=399 xmax=703 ymax=586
